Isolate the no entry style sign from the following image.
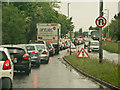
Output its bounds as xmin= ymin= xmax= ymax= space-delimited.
xmin=95 ymin=16 xmax=107 ymax=28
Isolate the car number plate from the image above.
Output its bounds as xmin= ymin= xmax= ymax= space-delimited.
xmin=13 ymin=58 xmax=17 ymax=63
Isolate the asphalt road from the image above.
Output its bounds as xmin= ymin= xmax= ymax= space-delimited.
xmin=13 ymin=49 xmax=100 ymax=88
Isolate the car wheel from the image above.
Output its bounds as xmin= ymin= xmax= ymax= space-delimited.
xmin=88 ymin=49 xmax=91 ymax=53
xmin=25 ymin=68 xmax=31 ymax=75
xmin=36 ymin=62 xmax=40 ymax=68
xmin=2 ymin=78 xmax=12 ymax=89
xmin=45 ymin=57 xmax=49 ymax=64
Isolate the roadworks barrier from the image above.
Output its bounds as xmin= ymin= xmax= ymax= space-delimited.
xmin=63 ymin=57 xmax=120 ymax=90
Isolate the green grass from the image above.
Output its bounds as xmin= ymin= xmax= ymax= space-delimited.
xmin=65 ymin=55 xmax=120 ymax=87
xmin=102 ymin=41 xmax=119 ymax=53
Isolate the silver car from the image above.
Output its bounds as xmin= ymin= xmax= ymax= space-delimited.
xmin=88 ymin=40 xmax=99 ymax=52
xmin=25 ymin=44 xmax=41 ymax=67
xmin=35 ymin=44 xmax=49 ymax=64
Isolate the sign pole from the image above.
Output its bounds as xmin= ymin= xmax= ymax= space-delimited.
xmin=99 ymin=0 xmax=103 ymax=63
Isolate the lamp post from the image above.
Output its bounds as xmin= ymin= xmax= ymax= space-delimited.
xmin=68 ymin=3 xmax=72 ymax=55
xmin=104 ymin=9 xmax=109 ymax=38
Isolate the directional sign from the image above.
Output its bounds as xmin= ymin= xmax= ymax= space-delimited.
xmin=77 ymin=48 xmax=89 ymax=58
xmin=95 ymin=16 xmax=107 ymax=28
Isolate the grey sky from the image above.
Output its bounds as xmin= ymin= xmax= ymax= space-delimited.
xmin=59 ymin=0 xmax=119 ymax=32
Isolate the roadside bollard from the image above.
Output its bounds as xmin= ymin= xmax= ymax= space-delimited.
xmin=78 ymin=47 xmax=80 ymax=53
xmin=67 ymin=49 xmax=69 ymax=53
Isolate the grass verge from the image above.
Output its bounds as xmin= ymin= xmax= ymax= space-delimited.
xmin=102 ymin=41 xmax=118 ymax=53
xmin=65 ymin=55 xmax=120 ymax=88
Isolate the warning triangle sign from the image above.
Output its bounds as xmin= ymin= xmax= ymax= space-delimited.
xmin=77 ymin=48 xmax=89 ymax=58
xmin=71 ymin=42 xmax=76 ymax=49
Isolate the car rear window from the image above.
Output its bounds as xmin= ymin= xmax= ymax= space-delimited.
xmin=29 ymin=41 xmax=44 ymax=44
xmin=36 ymin=45 xmax=45 ymax=50
xmin=7 ymin=48 xmax=25 ymax=55
xmin=0 ymin=51 xmax=8 ymax=61
xmin=26 ymin=46 xmax=35 ymax=51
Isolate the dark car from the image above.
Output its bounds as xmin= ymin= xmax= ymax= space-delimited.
xmin=25 ymin=44 xmax=41 ymax=67
xmin=2 ymin=45 xmax=31 ymax=75
xmin=46 ymin=43 xmax=55 ymax=56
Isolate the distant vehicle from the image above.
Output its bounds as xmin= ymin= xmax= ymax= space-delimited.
xmin=0 ymin=47 xmax=13 ymax=89
xmin=88 ymin=40 xmax=99 ymax=52
xmin=84 ymin=38 xmax=90 ymax=49
xmin=3 ymin=45 xmax=31 ymax=75
xmin=88 ymin=30 xmax=99 ymax=40
xmin=29 ymin=40 xmax=47 ymax=46
xmin=83 ymin=32 xmax=88 ymax=37
xmin=35 ymin=44 xmax=49 ymax=64
xmin=25 ymin=44 xmax=41 ymax=67
xmin=59 ymin=38 xmax=64 ymax=50
xmin=46 ymin=43 xmax=55 ymax=56
xmin=36 ymin=23 xmax=61 ymax=54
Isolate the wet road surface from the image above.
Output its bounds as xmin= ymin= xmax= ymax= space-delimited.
xmin=13 ymin=49 xmax=100 ymax=88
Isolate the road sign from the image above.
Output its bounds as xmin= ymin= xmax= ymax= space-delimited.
xmin=77 ymin=48 xmax=89 ymax=58
xmin=71 ymin=42 xmax=76 ymax=49
xmin=95 ymin=16 xmax=107 ymax=28
xmin=53 ymin=26 xmax=56 ymax=30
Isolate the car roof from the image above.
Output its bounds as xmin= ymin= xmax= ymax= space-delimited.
xmin=27 ymin=44 xmax=45 ymax=46
xmin=0 ymin=46 xmax=7 ymax=51
xmin=2 ymin=45 xmax=25 ymax=49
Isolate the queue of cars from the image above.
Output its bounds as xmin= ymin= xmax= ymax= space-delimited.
xmin=0 ymin=40 xmax=56 ymax=89
xmin=0 ymin=37 xmax=99 ymax=89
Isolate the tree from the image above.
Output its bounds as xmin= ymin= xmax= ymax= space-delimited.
xmin=2 ymin=2 xmax=74 ymax=44
xmin=2 ymin=4 xmax=26 ymax=44
xmin=79 ymin=28 xmax=82 ymax=35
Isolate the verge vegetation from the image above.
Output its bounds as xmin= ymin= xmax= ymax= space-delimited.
xmin=102 ymin=40 xmax=118 ymax=53
xmin=65 ymin=55 xmax=120 ymax=88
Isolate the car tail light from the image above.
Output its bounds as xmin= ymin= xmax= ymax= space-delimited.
xmin=50 ymin=47 xmax=53 ymax=51
xmin=32 ymin=51 xmax=38 ymax=54
xmin=23 ymin=54 xmax=29 ymax=59
xmin=3 ymin=60 xmax=11 ymax=70
xmin=42 ymin=51 xmax=47 ymax=54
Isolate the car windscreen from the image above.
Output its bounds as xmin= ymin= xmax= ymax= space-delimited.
xmin=90 ymin=42 xmax=99 ymax=46
xmin=0 ymin=51 xmax=8 ymax=61
xmin=26 ymin=46 xmax=35 ymax=51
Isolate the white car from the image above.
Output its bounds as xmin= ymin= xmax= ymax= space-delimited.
xmin=88 ymin=40 xmax=99 ymax=52
xmin=0 ymin=47 xmax=14 ymax=89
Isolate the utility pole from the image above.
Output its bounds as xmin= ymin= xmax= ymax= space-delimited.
xmin=68 ymin=3 xmax=71 ymax=55
xmin=105 ymin=9 xmax=109 ymax=38
xmin=99 ymin=0 xmax=103 ymax=63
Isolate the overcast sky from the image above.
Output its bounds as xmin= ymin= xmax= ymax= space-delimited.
xmin=59 ymin=0 xmax=119 ymax=32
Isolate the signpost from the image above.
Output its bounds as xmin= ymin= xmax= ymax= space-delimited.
xmin=95 ymin=0 xmax=106 ymax=63
xmin=95 ymin=16 xmax=106 ymax=63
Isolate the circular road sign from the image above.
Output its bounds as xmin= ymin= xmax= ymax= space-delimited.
xmin=53 ymin=26 xmax=56 ymax=30
xmin=95 ymin=16 xmax=107 ymax=28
